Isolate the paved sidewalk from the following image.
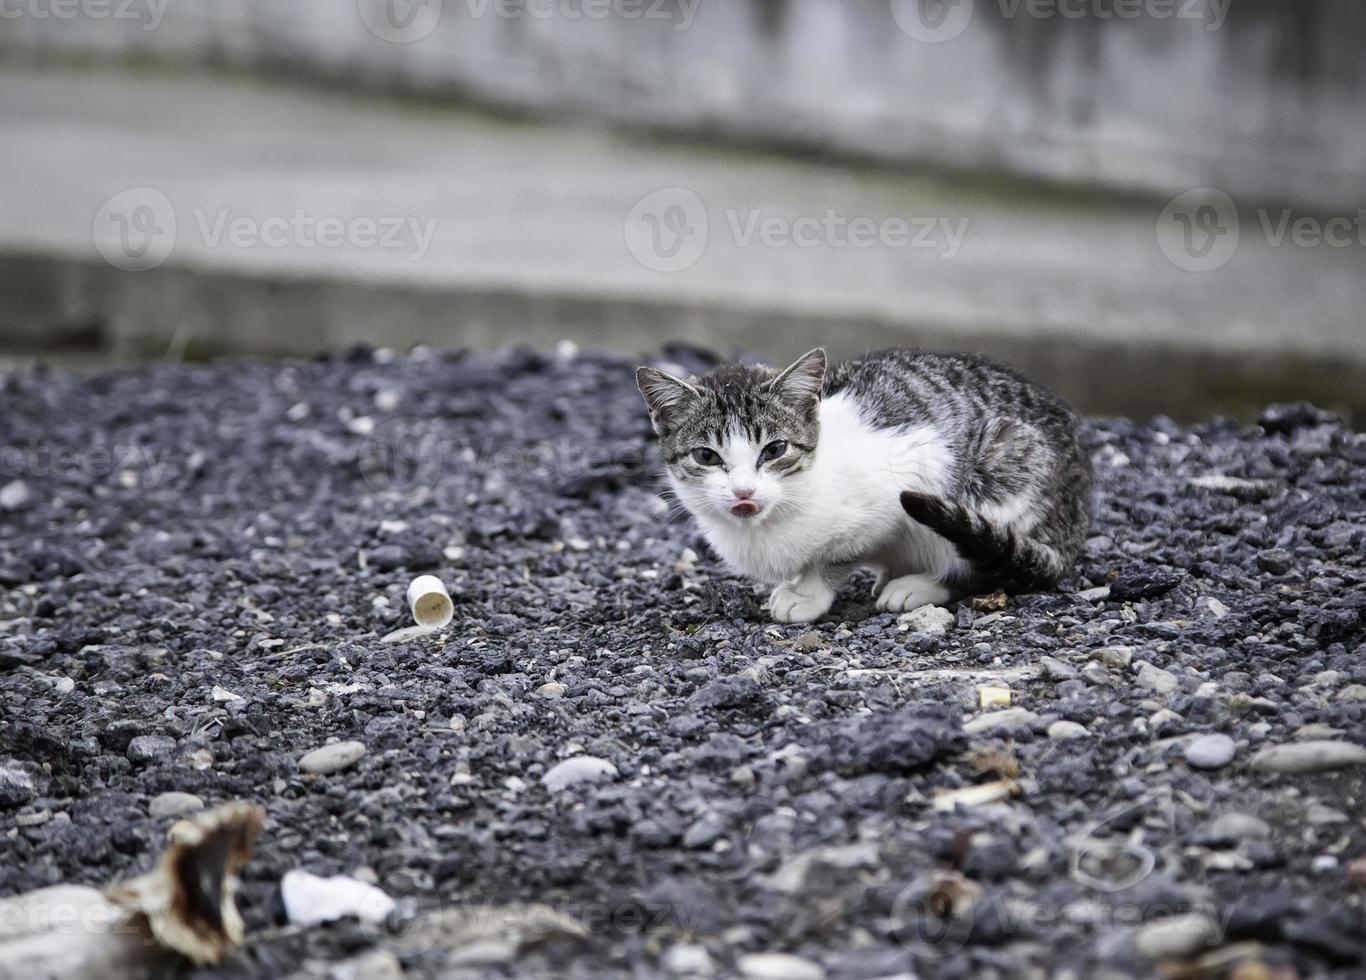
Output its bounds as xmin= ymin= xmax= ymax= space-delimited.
xmin=2 ymin=64 xmax=1363 ymax=420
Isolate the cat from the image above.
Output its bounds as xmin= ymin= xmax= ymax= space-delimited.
xmin=637 ymin=347 xmax=1092 ymax=623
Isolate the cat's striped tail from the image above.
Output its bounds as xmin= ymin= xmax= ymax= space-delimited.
xmin=900 ymin=491 xmax=1067 ymax=593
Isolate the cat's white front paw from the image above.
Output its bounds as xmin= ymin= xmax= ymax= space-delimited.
xmin=876 ymin=574 xmax=951 ymax=613
xmin=769 ymin=581 xmax=834 ymax=623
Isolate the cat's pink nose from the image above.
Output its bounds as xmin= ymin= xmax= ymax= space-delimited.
xmin=732 ymin=487 xmax=755 ymax=500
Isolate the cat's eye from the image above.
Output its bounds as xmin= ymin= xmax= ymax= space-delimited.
xmin=690 ymin=447 xmax=723 ymax=467
xmin=759 ymin=440 xmax=788 ymax=464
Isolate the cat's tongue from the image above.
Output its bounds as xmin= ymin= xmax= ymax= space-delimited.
xmin=730 ymin=501 xmax=761 ymax=517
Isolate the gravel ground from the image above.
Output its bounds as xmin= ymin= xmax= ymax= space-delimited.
xmin=0 ymin=346 xmax=1363 ymax=980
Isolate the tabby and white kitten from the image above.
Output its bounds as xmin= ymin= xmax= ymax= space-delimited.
xmin=637 ymin=348 xmax=1091 ymax=623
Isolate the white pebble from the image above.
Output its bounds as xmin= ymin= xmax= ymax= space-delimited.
xmin=1135 ymin=662 xmax=1179 ymax=695
xmin=299 ymin=741 xmax=367 ymax=775
xmin=1048 ymin=720 xmax=1089 ymax=740
xmin=542 ymin=756 xmax=618 ymax=791
xmin=964 ymin=707 xmax=1039 ymax=736
xmin=1185 ymin=734 xmax=1236 ymax=770
xmin=897 ymin=605 xmax=955 ymax=636
xmin=149 ymin=792 xmax=205 ymax=819
xmin=662 ymin=944 xmax=714 ymax=976
xmin=1135 ymin=912 xmax=1218 ymax=960
xmin=737 ymin=953 xmax=825 ymax=980
xmin=1251 ymin=740 xmax=1366 ymax=774
xmin=0 ymin=479 xmax=31 ymax=511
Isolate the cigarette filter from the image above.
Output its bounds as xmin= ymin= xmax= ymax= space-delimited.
xmin=406 ymin=575 xmax=453 ymax=628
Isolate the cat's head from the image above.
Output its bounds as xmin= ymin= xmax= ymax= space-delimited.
xmin=636 ymin=349 xmax=826 ymax=526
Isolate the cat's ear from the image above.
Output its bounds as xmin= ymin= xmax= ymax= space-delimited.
xmin=636 ymin=367 xmax=700 ymax=432
xmin=769 ymin=348 xmax=826 ymax=408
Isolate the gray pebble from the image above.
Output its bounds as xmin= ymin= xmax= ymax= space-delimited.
xmin=1047 ymin=720 xmax=1089 ymax=740
xmin=1041 ymin=657 xmax=1080 ymax=682
xmin=330 ymin=950 xmax=404 ymax=980
xmin=963 ymin=707 xmax=1039 ymax=736
xmin=1080 ymin=662 xmax=1112 ymax=686
xmin=0 ymin=767 xmax=36 ymax=808
xmin=1135 ymin=663 xmax=1179 ymax=696
xmin=1305 ymin=804 xmax=1348 ymax=826
xmin=683 ymin=811 xmax=728 ymax=849
xmin=127 ymin=735 xmax=177 ymax=766
xmin=1149 ymin=709 xmax=1185 ymax=736
xmin=1198 ymin=812 xmax=1271 ymax=845
xmin=149 ymin=791 xmax=205 ymax=818
xmin=1135 ymin=912 xmax=1219 ymax=960
xmin=1185 ymin=733 xmax=1236 ymax=770
xmin=541 ymin=755 xmax=618 ymax=791
xmin=1194 ymin=596 xmax=1229 ymax=620
xmin=299 ymin=740 xmax=368 ymax=775
xmin=737 ymin=953 xmax=826 ymax=980
xmin=1256 ymin=548 xmax=1294 ymax=575
xmin=1092 ymin=646 xmax=1133 ymax=669
xmin=662 ymin=944 xmax=715 ymax=976
xmin=1250 ymin=740 xmax=1366 ymax=774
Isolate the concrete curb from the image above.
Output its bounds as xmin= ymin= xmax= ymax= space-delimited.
xmin=3 ymin=249 xmax=1361 ymax=423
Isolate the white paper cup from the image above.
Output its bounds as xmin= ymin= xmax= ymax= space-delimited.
xmin=406 ymin=575 xmax=453 ymax=629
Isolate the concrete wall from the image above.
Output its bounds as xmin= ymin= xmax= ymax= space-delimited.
xmin=3 ymin=0 xmax=1364 ymax=208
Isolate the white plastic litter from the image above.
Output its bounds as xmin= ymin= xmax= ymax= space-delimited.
xmin=406 ymin=575 xmax=454 ymax=628
xmin=280 ymin=870 xmax=395 ymax=927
